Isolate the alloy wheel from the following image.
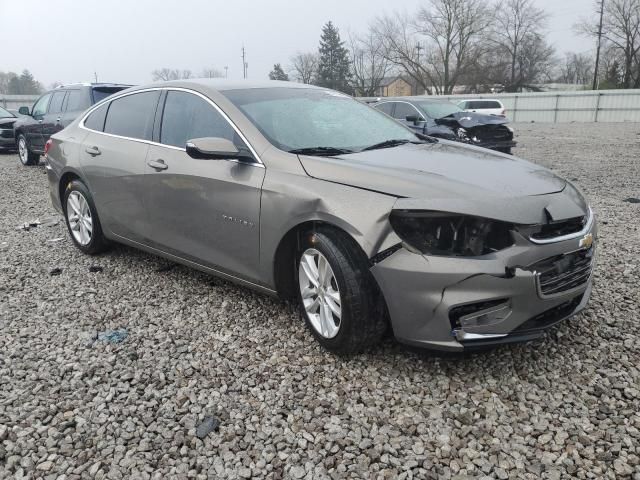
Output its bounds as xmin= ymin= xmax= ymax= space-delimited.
xmin=66 ymin=191 xmax=93 ymax=246
xmin=298 ymin=248 xmax=342 ymax=338
xmin=18 ymin=137 xmax=28 ymax=165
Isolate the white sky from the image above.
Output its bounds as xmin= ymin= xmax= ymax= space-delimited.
xmin=0 ymin=0 xmax=594 ymax=87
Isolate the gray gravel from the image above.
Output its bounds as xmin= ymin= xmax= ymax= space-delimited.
xmin=1 ymin=122 xmax=639 ymax=479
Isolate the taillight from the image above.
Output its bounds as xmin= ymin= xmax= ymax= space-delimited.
xmin=44 ymin=139 xmax=52 ymax=155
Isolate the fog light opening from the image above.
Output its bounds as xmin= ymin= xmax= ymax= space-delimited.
xmin=449 ymin=299 xmax=512 ymax=330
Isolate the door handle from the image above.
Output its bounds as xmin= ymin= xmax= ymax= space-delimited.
xmin=147 ymin=159 xmax=168 ymax=171
xmin=85 ymin=146 xmax=101 ymax=156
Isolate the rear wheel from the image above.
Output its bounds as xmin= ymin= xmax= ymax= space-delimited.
xmin=296 ymin=228 xmax=387 ymax=354
xmin=17 ymin=134 xmax=39 ymax=166
xmin=63 ymin=179 xmax=108 ymax=255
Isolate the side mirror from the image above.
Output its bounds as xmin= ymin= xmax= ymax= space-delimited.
xmin=405 ymin=115 xmax=425 ymax=125
xmin=185 ymin=137 xmax=254 ymax=162
xmin=18 ymin=106 xmax=30 ymax=116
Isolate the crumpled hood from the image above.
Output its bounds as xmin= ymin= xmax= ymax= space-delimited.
xmin=435 ymin=111 xmax=509 ymax=128
xmin=299 ymin=141 xmax=566 ymax=202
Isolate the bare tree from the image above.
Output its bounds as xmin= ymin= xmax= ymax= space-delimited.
xmin=151 ymin=68 xmax=192 ymax=81
xmin=201 ymin=68 xmax=224 ymax=78
xmin=414 ymin=0 xmax=490 ymax=94
xmin=348 ymin=31 xmax=392 ymax=96
xmin=492 ymin=0 xmax=550 ymax=91
xmin=290 ymin=52 xmax=318 ymax=84
xmin=558 ymin=52 xmax=594 ymax=85
xmin=578 ymin=0 xmax=640 ymax=88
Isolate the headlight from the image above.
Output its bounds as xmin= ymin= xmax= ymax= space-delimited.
xmin=389 ymin=211 xmax=514 ymax=257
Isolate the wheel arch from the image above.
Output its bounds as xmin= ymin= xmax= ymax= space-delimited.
xmin=58 ymin=169 xmax=85 ymax=211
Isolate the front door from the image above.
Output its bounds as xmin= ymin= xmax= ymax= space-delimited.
xmin=25 ymin=92 xmax=51 ymax=151
xmin=144 ymin=89 xmax=265 ymax=281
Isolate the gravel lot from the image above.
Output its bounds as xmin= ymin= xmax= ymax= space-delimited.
xmin=1 ymin=123 xmax=639 ymax=480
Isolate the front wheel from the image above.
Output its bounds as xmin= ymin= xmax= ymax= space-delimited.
xmin=17 ymin=134 xmax=39 ymax=166
xmin=296 ymin=229 xmax=387 ymax=354
xmin=63 ymin=179 xmax=108 ymax=255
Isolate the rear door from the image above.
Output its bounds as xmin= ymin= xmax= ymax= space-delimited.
xmin=144 ymin=89 xmax=265 ymax=281
xmin=41 ymin=90 xmax=66 ymax=141
xmin=60 ymin=89 xmax=92 ymax=127
xmin=79 ymin=90 xmax=161 ymax=242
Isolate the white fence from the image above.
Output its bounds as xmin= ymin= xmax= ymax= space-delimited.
xmin=0 ymin=95 xmax=39 ymax=111
xmin=365 ymin=89 xmax=640 ymax=123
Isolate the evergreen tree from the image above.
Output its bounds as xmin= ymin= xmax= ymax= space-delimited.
xmin=268 ymin=64 xmax=289 ymax=81
xmin=315 ymin=21 xmax=352 ymax=93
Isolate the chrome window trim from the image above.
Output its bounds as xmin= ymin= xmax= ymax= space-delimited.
xmin=78 ymin=86 xmax=265 ymax=168
xmin=528 ymin=207 xmax=594 ymax=245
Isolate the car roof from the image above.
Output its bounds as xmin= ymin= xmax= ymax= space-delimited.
xmin=128 ymin=79 xmax=325 ymax=93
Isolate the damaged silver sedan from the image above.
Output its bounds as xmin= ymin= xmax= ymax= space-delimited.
xmin=45 ymin=80 xmax=597 ymax=353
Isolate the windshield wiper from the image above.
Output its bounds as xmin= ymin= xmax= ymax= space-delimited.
xmin=360 ymin=139 xmax=416 ymax=152
xmin=288 ymin=146 xmax=354 ymax=156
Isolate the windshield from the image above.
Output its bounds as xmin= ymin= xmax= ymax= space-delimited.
xmin=222 ymin=88 xmax=417 ymax=152
xmin=0 ymin=106 xmax=14 ymax=119
xmin=416 ymin=102 xmax=463 ymax=119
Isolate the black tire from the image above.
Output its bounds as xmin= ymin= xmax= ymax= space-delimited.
xmin=63 ymin=179 xmax=108 ymax=255
xmin=17 ymin=134 xmax=39 ymax=166
xmin=296 ymin=228 xmax=387 ymax=354
xmin=498 ymin=147 xmax=512 ymax=155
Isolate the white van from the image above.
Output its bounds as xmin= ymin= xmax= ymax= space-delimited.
xmin=458 ymin=99 xmax=506 ymax=117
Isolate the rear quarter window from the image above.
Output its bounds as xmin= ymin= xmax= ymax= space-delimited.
xmin=84 ymin=103 xmax=109 ymax=132
xmin=103 ymin=91 xmax=160 ymax=140
xmin=65 ymin=90 xmax=90 ymax=112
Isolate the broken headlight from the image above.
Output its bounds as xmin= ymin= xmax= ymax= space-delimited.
xmin=389 ymin=211 xmax=514 ymax=257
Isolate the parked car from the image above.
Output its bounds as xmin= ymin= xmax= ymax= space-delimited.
xmin=45 ymin=80 xmax=596 ymax=354
xmin=0 ymin=106 xmax=19 ymax=151
xmin=374 ymin=98 xmax=515 ymax=154
xmin=14 ymin=83 xmax=131 ymax=166
xmin=458 ymin=99 xmax=506 ymax=117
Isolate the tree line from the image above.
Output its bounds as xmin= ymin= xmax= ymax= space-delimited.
xmin=278 ymin=0 xmax=640 ymax=95
xmin=0 ymin=70 xmax=43 ymax=95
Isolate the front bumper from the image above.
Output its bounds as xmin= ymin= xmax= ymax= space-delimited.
xmin=0 ymin=129 xmax=16 ymax=149
xmin=371 ymin=219 xmax=597 ymax=351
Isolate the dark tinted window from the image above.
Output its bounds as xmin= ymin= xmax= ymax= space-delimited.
xmin=160 ymin=91 xmax=236 ymax=148
xmin=48 ymin=92 xmax=66 ymax=114
xmin=104 ymin=91 xmax=159 ymax=140
xmin=92 ymin=87 xmax=127 ymax=104
xmin=393 ymin=102 xmax=419 ymax=120
xmin=468 ymin=100 xmax=501 ymax=109
xmin=84 ymin=104 xmax=109 ymax=132
xmin=375 ymin=103 xmax=394 ymax=115
xmin=32 ymin=93 xmax=51 ymax=118
xmin=65 ymin=90 xmax=90 ymax=112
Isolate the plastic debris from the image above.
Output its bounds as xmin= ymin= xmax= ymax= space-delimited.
xmin=47 ymin=237 xmax=64 ymax=243
xmin=97 ymin=329 xmax=128 ymax=344
xmin=49 ymin=267 xmax=63 ymax=276
xmin=89 ymin=265 xmax=104 ymax=273
xmin=624 ymin=197 xmax=640 ymax=204
xmin=195 ymin=416 xmax=220 ymax=438
xmin=40 ymin=217 xmax=60 ymax=227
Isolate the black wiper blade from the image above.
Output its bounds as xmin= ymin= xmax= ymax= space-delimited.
xmin=361 ymin=139 xmax=415 ymax=152
xmin=288 ymin=146 xmax=354 ymax=156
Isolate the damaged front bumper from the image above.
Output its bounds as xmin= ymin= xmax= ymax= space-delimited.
xmin=371 ymin=219 xmax=597 ymax=352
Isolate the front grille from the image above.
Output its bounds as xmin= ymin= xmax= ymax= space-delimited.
xmin=528 ymin=216 xmax=586 ymax=241
xmin=531 ymin=248 xmax=594 ymax=297
xmin=514 ymin=293 xmax=583 ymax=333
xmin=470 ymin=125 xmax=512 ymax=142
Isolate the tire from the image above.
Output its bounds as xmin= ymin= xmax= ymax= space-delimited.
xmin=63 ymin=179 xmax=108 ymax=255
xmin=17 ymin=134 xmax=39 ymax=166
xmin=497 ymin=147 xmax=512 ymax=155
xmin=296 ymin=228 xmax=387 ymax=354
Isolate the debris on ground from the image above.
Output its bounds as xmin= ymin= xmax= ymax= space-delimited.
xmin=47 ymin=237 xmax=64 ymax=243
xmin=40 ymin=217 xmax=60 ymax=227
xmin=89 ymin=265 xmax=104 ymax=273
xmin=96 ymin=329 xmax=128 ymax=344
xmin=17 ymin=217 xmax=60 ymax=230
xmin=195 ymin=416 xmax=221 ymax=438
xmin=623 ymin=197 xmax=640 ymax=203
xmin=49 ymin=267 xmax=63 ymax=276
xmin=0 ymin=242 xmax=7 ymax=251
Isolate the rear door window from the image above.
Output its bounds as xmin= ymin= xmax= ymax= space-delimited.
xmin=48 ymin=91 xmax=66 ymax=114
xmin=375 ymin=103 xmax=394 ymax=115
xmin=84 ymin=103 xmax=109 ymax=132
xmin=160 ymin=90 xmax=237 ymax=148
xmin=65 ymin=90 xmax=90 ymax=112
xmin=104 ymin=91 xmax=160 ymax=140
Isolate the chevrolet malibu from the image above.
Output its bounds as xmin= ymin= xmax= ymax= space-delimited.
xmin=45 ymin=80 xmax=596 ymax=354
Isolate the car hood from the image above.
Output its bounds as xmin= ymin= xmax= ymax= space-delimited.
xmin=299 ymin=141 xmax=568 ymax=218
xmin=0 ymin=117 xmax=16 ymax=126
xmin=435 ymin=111 xmax=508 ymax=128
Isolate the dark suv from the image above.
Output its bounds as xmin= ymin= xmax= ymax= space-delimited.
xmin=14 ymin=83 xmax=130 ymax=165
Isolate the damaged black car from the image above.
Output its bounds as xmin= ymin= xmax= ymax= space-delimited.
xmin=373 ymin=98 xmax=516 ymax=154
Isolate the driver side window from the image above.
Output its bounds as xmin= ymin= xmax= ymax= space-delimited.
xmin=32 ymin=93 xmax=52 ymax=119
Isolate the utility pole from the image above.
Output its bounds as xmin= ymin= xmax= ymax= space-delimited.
xmin=415 ymin=44 xmax=424 ymax=65
xmin=94 ymin=72 xmax=98 ymax=83
xmin=592 ymin=0 xmax=605 ymax=90
xmin=224 ymin=66 xmax=228 ymax=79
xmin=241 ymin=46 xmax=248 ymax=79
